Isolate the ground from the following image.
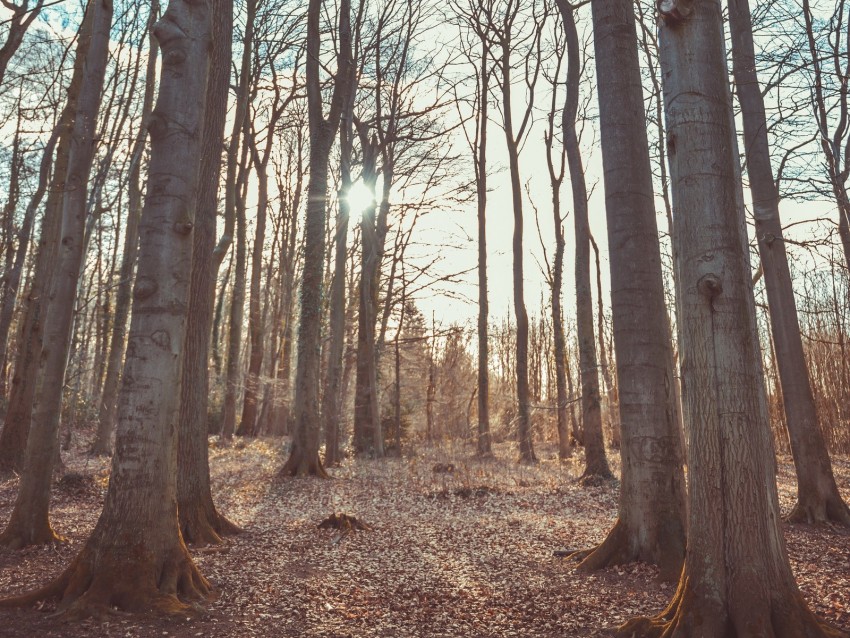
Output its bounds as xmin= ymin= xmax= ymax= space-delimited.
xmin=0 ymin=438 xmax=847 ymax=637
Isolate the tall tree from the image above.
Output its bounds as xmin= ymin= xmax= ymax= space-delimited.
xmin=279 ymin=0 xmax=352 ymax=476
xmin=0 ymin=0 xmax=112 ymax=548
xmin=91 ymin=0 xmax=160 ymax=456
xmin=0 ymin=0 xmax=214 ymax=614
xmin=490 ymin=0 xmax=545 ymax=463
xmin=177 ymin=0 xmax=240 ymax=545
xmin=568 ymin=0 xmax=686 ymax=579
xmin=558 ymin=1 xmax=607 ymax=478
xmin=622 ymin=1 xmax=844 ymax=635
xmin=729 ymin=0 xmax=850 ymax=525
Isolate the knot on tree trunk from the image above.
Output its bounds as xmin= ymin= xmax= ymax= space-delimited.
xmin=658 ymin=0 xmax=693 ymax=24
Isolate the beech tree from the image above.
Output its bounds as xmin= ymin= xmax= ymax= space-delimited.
xmin=622 ymin=1 xmax=844 ymax=635
xmin=0 ymin=0 xmax=214 ymax=614
xmin=0 ymin=0 xmax=111 ymax=548
xmin=569 ymin=0 xmax=686 ymax=579
xmin=280 ymin=0 xmax=351 ymax=476
xmin=729 ymin=0 xmax=850 ymax=525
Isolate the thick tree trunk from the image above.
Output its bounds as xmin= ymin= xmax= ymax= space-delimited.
xmin=280 ymin=0 xmax=351 ymax=477
xmin=622 ymin=2 xmax=844 ymax=635
xmin=728 ymin=0 xmax=850 ymax=526
xmin=0 ymin=0 xmax=213 ymax=616
xmin=0 ymin=0 xmax=112 ymax=549
xmin=559 ymin=5 xmax=607 ymax=480
xmin=177 ymin=0 xmax=239 ymax=546
xmin=569 ymin=0 xmax=686 ymax=580
xmin=91 ymin=0 xmax=159 ymax=456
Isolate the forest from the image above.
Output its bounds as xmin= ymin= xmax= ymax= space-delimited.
xmin=0 ymin=0 xmax=848 ymax=635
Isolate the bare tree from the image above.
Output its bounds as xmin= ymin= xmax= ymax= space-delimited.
xmin=279 ymin=0 xmax=352 ymax=476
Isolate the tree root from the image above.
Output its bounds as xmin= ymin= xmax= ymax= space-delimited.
xmin=787 ymin=492 xmax=850 ymax=527
xmin=618 ymin=575 xmax=848 ymax=638
xmin=0 ymin=540 xmax=212 ymax=619
xmin=573 ymin=519 xmax=683 ymax=582
xmin=0 ymin=522 xmax=65 ymax=550
xmin=278 ymin=449 xmax=329 ymax=478
xmin=180 ymin=506 xmax=242 ymax=547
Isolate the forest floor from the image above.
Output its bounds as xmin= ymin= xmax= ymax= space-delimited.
xmin=0 ymin=437 xmax=848 ymax=637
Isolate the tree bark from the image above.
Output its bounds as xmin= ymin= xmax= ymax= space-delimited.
xmin=0 ymin=0 xmax=112 ymax=549
xmin=0 ymin=0 xmax=214 ymax=616
xmin=91 ymin=0 xmax=160 ymax=456
xmin=729 ymin=0 xmax=850 ymax=526
xmin=622 ymin=2 xmax=845 ymax=635
xmin=559 ymin=2 xmax=607 ymax=479
xmin=568 ymin=0 xmax=686 ymax=580
xmin=177 ymin=0 xmax=239 ymax=546
xmin=280 ymin=0 xmax=351 ymax=477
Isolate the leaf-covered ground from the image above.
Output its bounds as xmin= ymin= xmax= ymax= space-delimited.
xmin=0 ymin=439 xmax=848 ymax=637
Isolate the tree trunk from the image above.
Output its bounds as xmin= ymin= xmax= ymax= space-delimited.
xmin=0 ymin=0 xmax=112 ymax=549
xmin=559 ymin=4 xmax=607 ymax=480
xmin=568 ymin=0 xmax=686 ymax=580
xmin=622 ymin=2 xmax=844 ymax=635
xmin=280 ymin=0 xmax=351 ymax=477
xmin=729 ymin=0 xmax=850 ymax=526
xmin=91 ymin=0 xmax=159 ymax=456
xmin=500 ymin=36 xmax=536 ymax=464
xmin=476 ymin=40 xmax=492 ymax=457
xmin=0 ymin=0 xmax=213 ymax=616
xmin=323 ymin=99 xmax=354 ymax=467
xmin=238 ymin=143 xmax=269 ymax=437
xmin=177 ymin=0 xmax=239 ymax=546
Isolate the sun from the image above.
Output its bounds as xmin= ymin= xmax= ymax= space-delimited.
xmin=346 ymin=180 xmax=375 ymax=215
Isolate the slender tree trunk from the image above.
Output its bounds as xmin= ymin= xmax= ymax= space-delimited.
xmin=590 ymin=232 xmax=619 ymax=449
xmin=0 ymin=0 xmax=112 ymax=549
xmin=476 ymin=41 xmax=492 ymax=457
xmin=500 ymin=36 xmax=536 ymax=464
xmin=729 ymin=0 xmax=850 ymax=526
xmin=559 ymin=5 xmax=607 ymax=479
xmin=323 ymin=101 xmax=354 ymax=466
xmin=177 ymin=0 xmax=239 ymax=546
xmin=280 ymin=0 xmax=351 ymax=476
xmin=0 ymin=126 xmax=58 ymax=410
xmin=622 ymin=2 xmax=843 ymax=635
xmin=238 ymin=147 xmax=269 ymax=437
xmin=567 ymin=0 xmax=686 ymax=580
xmin=91 ymin=0 xmax=159 ymax=456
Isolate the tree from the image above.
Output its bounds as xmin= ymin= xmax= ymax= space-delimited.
xmin=279 ymin=0 xmax=352 ymax=476
xmin=177 ymin=0 xmax=241 ymax=545
xmin=729 ymin=0 xmax=850 ymax=526
xmin=568 ymin=0 xmax=686 ymax=579
xmin=489 ymin=0 xmax=546 ymax=463
xmin=0 ymin=0 xmax=214 ymax=614
xmin=556 ymin=0 xmax=607 ymax=478
xmin=622 ymin=1 xmax=845 ymax=635
xmin=0 ymin=0 xmax=112 ymax=548
xmin=91 ymin=0 xmax=160 ymax=456
xmin=0 ymin=0 xmax=46 ymax=88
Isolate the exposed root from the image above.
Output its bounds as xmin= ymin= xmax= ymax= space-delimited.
xmin=180 ymin=507 xmax=242 ymax=546
xmin=0 ymin=522 xmax=65 ymax=550
xmin=787 ymin=492 xmax=850 ymax=527
xmin=618 ymin=575 xmax=847 ymax=638
xmin=317 ymin=513 xmax=371 ymax=531
xmin=278 ymin=449 xmax=329 ymax=478
xmin=575 ymin=519 xmax=684 ymax=582
xmin=578 ymin=470 xmax=616 ymax=488
xmin=0 ymin=539 xmax=212 ymax=619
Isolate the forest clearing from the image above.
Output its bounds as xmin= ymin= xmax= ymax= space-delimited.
xmin=0 ymin=436 xmax=848 ymax=637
